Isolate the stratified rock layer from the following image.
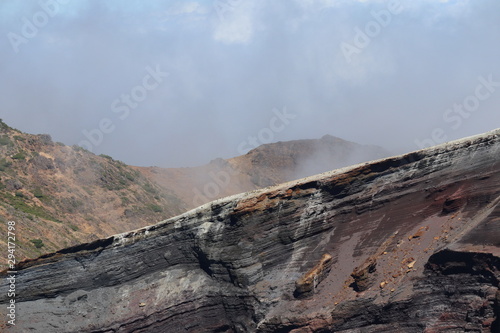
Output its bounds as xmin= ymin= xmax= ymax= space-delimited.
xmin=1 ymin=129 xmax=499 ymax=332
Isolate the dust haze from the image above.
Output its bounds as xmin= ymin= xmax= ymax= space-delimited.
xmin=290 ymin=135 xmax=391 ymax=180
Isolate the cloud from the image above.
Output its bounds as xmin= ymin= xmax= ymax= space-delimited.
xmin=0 ymin=0 xmax=499 ymax=167
xmin=168 ymin=2 xmax=205 ymax=15
xmin=212 ymin=0 xmax=259 ymax=44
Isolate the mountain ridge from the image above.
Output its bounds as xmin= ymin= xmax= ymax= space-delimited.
xmin=136 ymin=134 xmax=390 ymax=209
xmin=0 ymin=119 xmax=389 ymax=265
xmin=1 ymin=127 xmax=498 ymax=332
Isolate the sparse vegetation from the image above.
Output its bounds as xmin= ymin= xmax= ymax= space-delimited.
xmin=124 ymin=171 xmax=136 ymax=182
xmin=60 ymin=197 xmax=84 ymax=213
xmin=149 ymin=204 xmax=163 ymax=213
xmin=84 ymin=215 xmax=96 ymax=222
xmin=69 ymin=224 xmax=79 ymax=231
xmin=121 ymin=196 xmax=131 ymax=205
xmin=30 ymin=239 xmax=44 ymax=248
xmin=100 ymin=154 xmax=114 ymax=160
xmin=72 ymin=144 xmax=88 ymax=152
xmin=38 ymin=134 xmax=52 ymax=145
xmin=0 ymin=119 xmax=12 ymax=131
xmin=0 ymin=136 xmax=12 ymax=146
xmin=0 ymin=191 xmax=58 ymax=222
xmin=82 ymin=186 xmax=93 ymax=195
xmin=98 ymin=161 xmax=141 ymax=191
xmin=33 ymin=187 xmax=44 ymax=198
xmin=12 ymin=151 xmax=26 ymax=160
xmin=0 ymin=158 xmax=12 ymax=171
xmin=73 ymin=166 xmax=85 ymax=175
xmin=142 ymin=182 xmax=158 ymax=195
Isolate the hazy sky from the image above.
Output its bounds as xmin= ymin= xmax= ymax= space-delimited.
xmin=1 ymin=0 xmax=499 ymax=167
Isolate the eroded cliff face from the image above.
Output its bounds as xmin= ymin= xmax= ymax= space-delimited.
xmin=1 ymin=129 xmax=499 ymax=332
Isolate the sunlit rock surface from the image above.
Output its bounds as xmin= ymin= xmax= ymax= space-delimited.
xmin=1 ymin=129 xmax=499 ymax=332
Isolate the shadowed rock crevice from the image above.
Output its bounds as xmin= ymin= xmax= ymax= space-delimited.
xmin=426 ymin=250 xmax=500 ymax=284
xmin=193 ymin=246 xmax=215 ymax=277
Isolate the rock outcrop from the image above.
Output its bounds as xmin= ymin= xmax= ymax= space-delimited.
xmin=1 ymin=129 xmax=499 ymax=332
xmin=294 ymin=253 xmax=333 ymax=298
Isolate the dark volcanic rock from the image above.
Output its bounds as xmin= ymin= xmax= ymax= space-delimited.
xmin=1 ymin=129 xmax=499 ymax=332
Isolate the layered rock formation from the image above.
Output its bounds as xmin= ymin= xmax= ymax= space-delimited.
xmin=1 ymin=129 xmax=499 ymax=332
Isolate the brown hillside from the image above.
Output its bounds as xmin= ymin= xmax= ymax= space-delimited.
xmin=0 ymin=120 xmax=186 ymax=265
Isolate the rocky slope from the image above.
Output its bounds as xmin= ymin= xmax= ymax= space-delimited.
xmin=0 ymin=120 xmax=186 ymax=265
xmin=1 ymin=128 xmax=499 ymax=332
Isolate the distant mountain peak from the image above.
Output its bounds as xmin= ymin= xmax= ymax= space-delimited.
xmin=320 ymin=134 xmax=344 ymax=141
